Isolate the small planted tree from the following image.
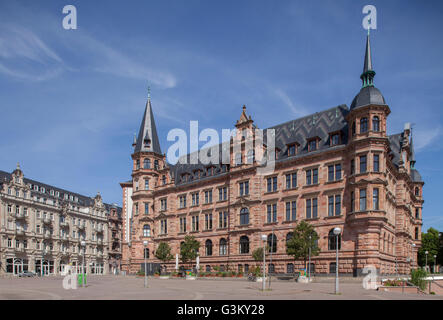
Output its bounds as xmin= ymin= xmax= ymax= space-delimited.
xmin=180 ymin=235 xmax=200 ymax=271
xmin=155 ymin=242 xmax=173 ymax=275
xmin=286 ymin=221 xmax=320 ymax=271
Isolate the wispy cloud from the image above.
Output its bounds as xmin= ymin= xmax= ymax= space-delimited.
xmin=414 ymin=125 xmax=442 ymax=151
xmin=272 ymin=87 xmax=309 ymax=118
xmin=0 ymin=24 xmax=64 ymax=81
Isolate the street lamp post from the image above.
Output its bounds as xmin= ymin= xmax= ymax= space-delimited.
xmin=261 ymin=234 xmax=267 ymax=291
xmin=333 ymin=227 xmax=341 ymax=295
xmin=143 ymin=240 xmax=148 ymax=288
xmin=81 ymin=240 xmax=86 ymax=287
xmin=411 ymin=243 xmax=416 ymax=269
xmin=308 ymin=234 xmax=312 ymax=281
xmin=425 ymin=250 xmax=429 ymax=272
xmin=434 ymin=255 xmax=437 ymax=274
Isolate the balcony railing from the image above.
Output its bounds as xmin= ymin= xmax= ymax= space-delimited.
xmin=60 ymin=221 xmax=69 ymax=228
xmin=15 ymin=229 xmax=25 ymax=236
xmin=42 ymin=217 xmax=52 ymax=224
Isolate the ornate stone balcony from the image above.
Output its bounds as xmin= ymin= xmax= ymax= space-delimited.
xmin=94 ymin=226 xmax=104 ymax=233
xmin=42 ymin=217 xmax=52 ymax=224
xmin=60 ymin=221 xmax=69 ymax=228
xmin=77 ymin=223 xmax=85 ymax=230
xmin=15 ymin=228 xmax=25 ymax=236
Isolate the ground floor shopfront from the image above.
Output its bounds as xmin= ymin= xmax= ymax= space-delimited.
xmin=0 ymin=253 xmax=109 ymax=276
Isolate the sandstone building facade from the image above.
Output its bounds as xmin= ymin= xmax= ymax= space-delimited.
xmin=120 ymin=34 xmax=423 ymax=276
xmin=0 ymin=165 xmax=122 ymax=276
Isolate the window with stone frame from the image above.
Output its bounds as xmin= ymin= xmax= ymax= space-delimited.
xmin=267 ymin=204 xmax=277 ymax=223
xmin=239 ymin=236 xmax=249 ymax=254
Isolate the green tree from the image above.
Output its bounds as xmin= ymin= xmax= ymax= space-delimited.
xmin=155 ymin=242 xmax=173 ymax=271
xmin=286 ymin=221 xmax=320 ymax=270
xmin=418 ymin=228 xmax=440 ymax=270
xmin=252 ymin=247 xmax=266 ymax=263
xmin=180 ymin=235 xmax=200 ymax=268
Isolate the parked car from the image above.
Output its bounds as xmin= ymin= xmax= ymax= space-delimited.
xmin=18 ymin=271 xmax=37 ymax=277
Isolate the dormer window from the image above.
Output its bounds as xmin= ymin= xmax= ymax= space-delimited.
xmin=330 ymin=133 xmax=340 ymax=146
xmin=287 ymin=143 xmax=298 ymax=157
xmin=308 ymin=139 xmax=318 ymax=152
xmin=144 ymin=138 xmax=151 ymax=148
xmin=360 ymin=117 xmax=368 ymax=133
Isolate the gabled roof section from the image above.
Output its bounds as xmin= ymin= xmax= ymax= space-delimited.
xmin=134 ymin=97 xmax=162 ymax=155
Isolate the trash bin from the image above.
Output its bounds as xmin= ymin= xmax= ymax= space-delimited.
xmin=77 ymin=273 xmax=87 ymax=286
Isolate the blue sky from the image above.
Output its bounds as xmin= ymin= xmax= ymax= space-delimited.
xmin=0 ymin=1 xmax=442 ymax=231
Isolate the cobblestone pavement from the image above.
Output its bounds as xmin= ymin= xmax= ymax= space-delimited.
xmin=0 ymin=275 xmax=442 ymax=300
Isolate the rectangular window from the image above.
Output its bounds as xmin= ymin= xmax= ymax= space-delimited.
xmin=360 ymin=189 xmax=367 ymax=211
xmin=160 ymin=219 xmax=167 ymax=234
xmin=373 ymin=188 xmax=379 ymax=210
xmin=374 ymin=154 xmax=380 ymax=172
xmin=331 ymin=133 xmax=340 ymax=146
xmin=306 ymin=199 xmax=311 ymax=219
xmin=335 ymin=195 xmax=341 ymax=216
xmin=312 ymin=198 xmax=318 ymax=218
xmin=218 ymin=187 xmax=227 ymax=201
xmin=267 ymin=177 xmax=278 ymax=192
xmin=144 ymin=203 xmax=149 ymax=215
xmin=192 ymin=193 xmax=199 ymax=206
xmin=179 ymin=195 xmax=187 ymax=208
xmin=328 ymin=165 xmax=334 ymax=182
xmin=160 ymin=199 xmax=167 ymax=211
xmin=218 ymin=211 xmax=228 ymax=228
xmin=288 ymin=144 xmax=296 ymax=156
xmin=179 ymin=217 xmax=186 ymax=233
xmin=267 ymin=204 xmax=277 ymax=223
xmin=306 ymin=170 xmax=312 ymax=185
xmin=360 ymin=155 xmax=367 ymax=173
xmin=313 ymin=169 xmax=318 ymax=184
xmin=328 ymin=196 xmax=334 ymax=216
xmin=204 ymin=190 xmax=213 ymax=204
xmin=145 ymin=179 xmax=149 ymax=190
xmin=335 ymin=164 xmax=342 ymax=180
xmin=205 ymin=213 xmax=213 ymax=230
xmin=286 ymin=201 xmax=296 ymax=221
xmin=239 ymin=181 xmax=249 ymax=196
xmin=192 ymin=216 xmax=199 ymax=231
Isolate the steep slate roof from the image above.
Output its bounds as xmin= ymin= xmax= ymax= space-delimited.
xmin=134 ymin=97 xmax=162 ymax=155
xmin=0 ymin=170 xmax=122 ymax=212
xmin=169 ymin=105 xmax=350 ymax=186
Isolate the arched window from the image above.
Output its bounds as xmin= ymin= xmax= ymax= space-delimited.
xmin=360 ymin=117 xmax=368 ymax=133
xmin=328 ymin=229 xmax=341 ymax=250
xmin=352 ymin=122 xmax=356 ymax=136
xmin=219 ymin=238 xmax=227 ymax=256
xmin=267 ymin=234 xmax=277 ymax=253
xmin=240 ymin=208 xmax=249 ymax=225
xmin=143 ymin=225 xmax=151 ymax=237
xmin=372 ymin=116 xmax=380 ymax=132
xmin=143 ymin=158 xmax=151 ymax=169
xmin=205 ymin=240 xmax=213 ymax=256
xmin=286 ymin=232 xmax=293 ymax=243
xmin=239 ymin=236 xmax=249 ymax=254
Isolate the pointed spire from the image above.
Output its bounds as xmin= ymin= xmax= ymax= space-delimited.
xmin=16 ymin=162 xmax=20 ymax=170
xmin=134 ymin=88 xmax=162 ymax=154
xmin=410 ymin=128 xmax=416 ymax=168
xmin=360 ymin=30 xmax=376 ymax=88
xmin=132 ymin=133 xmax=137 ymax=148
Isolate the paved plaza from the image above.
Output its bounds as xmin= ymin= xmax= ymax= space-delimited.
xmin=0 ymin=275 xmax=442 ymax=300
